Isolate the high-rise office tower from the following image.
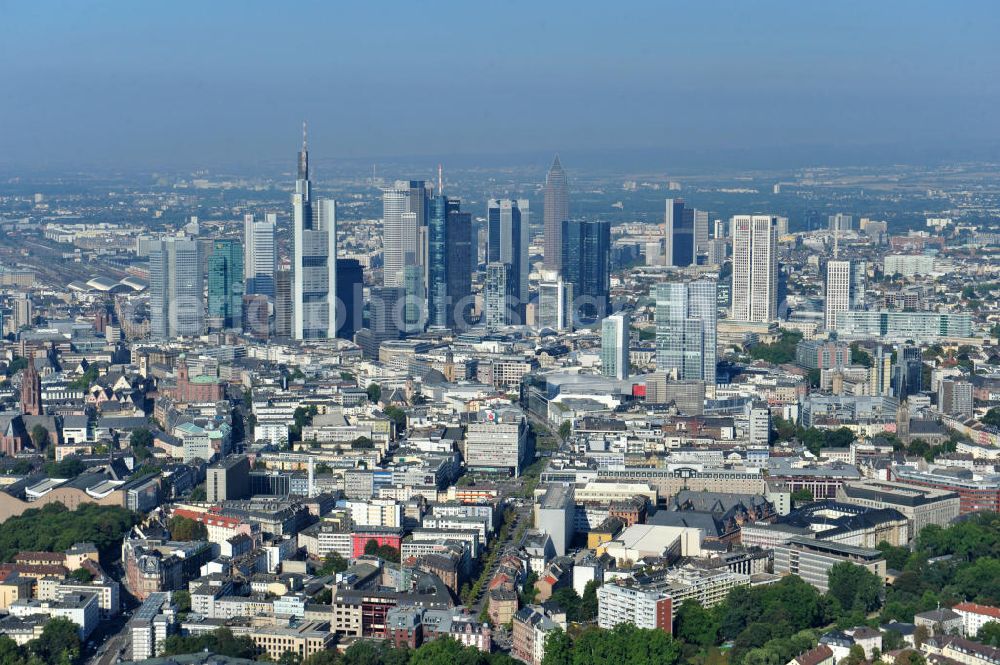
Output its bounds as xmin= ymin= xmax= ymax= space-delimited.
xmin=730 ymin=215 xmax=778 ymax=323
xmin=654 ymin=279 xmax=717 ymax=391
xmin=356 ymin=286 xmax=404 ymax=359
xmin=382 ymin=181 xmax=428 ymax=288
xmin=207 ymin=239 xmax=244 ymax=330
xmin=149 ymin=237 xmax=203 ymax=339
xmin=825 ymin=260 xmax=852 ymax=330
xmin=828 ymin=213 xmax=854 ymax=232
xmin=428 ymin=194 xmax=473 ymax=330
xmin=483 ymin=262 xmax=513 ymax=330
xmin=893 ymin=345 xmax=923 ymax=399
xmin=244 ymin=213 xmax=276 ymax=298
xmin=870 ymin=345 xmax=893 ymax=396
xmin=335 ymin=258 xmax=363 ymax=340
xmin=12 ymin=295 xmax=32 ymax=330
xmin=664 ymin=198 xmax=695 ymax=267
xmin=274 ymin=268 xmax=293 ymax=338
xmin=939 ymin=379 xmax=973 ymax=419
xmin=487 ymin=199 xmax=529 ymax=316
xmin=601 ymin=313 xmax=630 ymax=380
xmin=851 ymin=261 xmax=867 ymax=308
xmin=536 ymin=273 xmax=573 ymax=331
xmin=706 ymin=239 xmax=727 ymax=267
xmin=561 ymin=219 xmax=611 ymax=321
xmin=402 ymin=264 xmax=425 ymax=333
xmin=543 ymin=155 xmax=569 ymax=272
xmin=292 ymin=133 xmax=338 ymax=340
xmin=693 ymin=209 xmax=710 ymax=255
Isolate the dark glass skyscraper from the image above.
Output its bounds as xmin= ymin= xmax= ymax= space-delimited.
xmin=543 ymin=155 xmax=569 ymax=272
xmin=487 ymin=199 xmax=529 ymax=317
xmin=428 ymin=195 xmax=472 ymax=330
xmin=561 ymin=219 xmax=611 ymax=322
xmin=664 ymin=198 xmax=695 ymax=267
xmin=207 ymin=238 xmax=244 ymax=329
xmin=336 ymin=258 xmax=363 ymax=340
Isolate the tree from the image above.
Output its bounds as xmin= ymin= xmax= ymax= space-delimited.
xmin=549 ymin=587 xmax=582 ymax=621
xmin=0 ymin=503 xmax=137 ymax=562
xmin=840 ymin=644 xmax=866 ymax=665
xmin=851 ymin=343 xmax=874 ymax=368
xmin=30 ymin=424 xmax=49 ymax=450
xmin=130 ymin=428 xmax=154 ymax=449
xmin=791 ymin=488 xmax=814 ymax=503
xmin=364 ymin=539 xmax=380 ymax=555
xmin=351 ymin=436 xmax=374 ymax=449
xmin=68 ymin=567 xmax=94 ymax=583
xmin=367 ymin=383 xmax=382 ymax=403
xmin=978 ymin=622 xmax=1000 ymax=647
xmin=169 ymin=515 xmax=208 ymax=541
xmin=579 ymin=579 xmax=600 ymax=622
xmin=882 ymin=629 xmax=906 ymax=652
xmin=190 ymin=484 xmax=207 ymax=501
xmin=895 ymin=651 xmax=926 ymax=665
xmin=541 ymin=629 xmax=572 ymax=665
xmin=316 ymin=551 xmax=348 ymax=576
xmin=278 ymin=651 xmax=302 ymax=665
xmin=913 ymin=625 xmax=930 ymax=648
xmin=675 ymin=598 xmax=719 ymax=647
xmin=0 ymin=636 xmax=27 ymax=665
xmin=558 ymin=420 xmax=571 ymax=439
xmin=984 ymin=408 xmax=1000 ymax=428
xmin=30 ymin=617 xmax=81 ymax=665
xmin=173 ymin=589 xmax=192 ymax=613
xmin=827 ymin=561 xmax=883 ymax=613
xmin=376 ymin=544 xmax=401 ymax=563
xmin=384 ymin=406 xmax=407 ymax=430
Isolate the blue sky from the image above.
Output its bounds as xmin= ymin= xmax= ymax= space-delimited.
xmin=1 ymin=0 xmax=999 ymax=169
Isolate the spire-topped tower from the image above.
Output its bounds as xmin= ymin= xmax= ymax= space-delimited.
xmin=543 ymin=154 xmax=569 ymax=272
xmin=297 ymin=121 xmax=309 ymax=182
xmin=437 ymin=163 xmax=443 ymax=195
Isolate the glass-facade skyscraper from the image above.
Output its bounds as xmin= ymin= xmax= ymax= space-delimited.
xmin=292 ymin=132 xmax=338 ymax=340
xmin=664 ymin=198 xmax=695 ymax=267
xmin=654 ymin=279 xmax=717 ymax=390
xmin=335 ymin=258 xmax=363 ymax=341
xmin=428 ymin=195 xmax=472 ymax=330
xmin=207 ymin=238 xmax=244 ymax=330
xmin=149 ymin=237 xmax=203 ymax=339
xmin=487 ymin=199 xmax=529 ymax=318
xmin=601 ymin=312 xmax=630 ymax=380
xmin=561 ymin=219 xmax=610 ymax=322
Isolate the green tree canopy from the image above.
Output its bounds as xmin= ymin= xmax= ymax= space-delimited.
xmin=168 ymin=515 xmax=208 ymax=541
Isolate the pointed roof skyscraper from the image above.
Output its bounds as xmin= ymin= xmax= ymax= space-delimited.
xmin=543 ymin=154 xmax=569 ymax=272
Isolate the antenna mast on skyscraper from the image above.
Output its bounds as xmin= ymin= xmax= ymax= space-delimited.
xmin=302 ymin=121 xmax=308 ymax=151
xmin=438 ymin=164 xmax=443 ymax=195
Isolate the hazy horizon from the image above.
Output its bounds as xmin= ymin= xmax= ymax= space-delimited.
xmin=3 ymin=1 xmax=999 ymax=171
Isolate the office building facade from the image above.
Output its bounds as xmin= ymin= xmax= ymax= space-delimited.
xmin=600 ymin=313 xmax=629 ymax=380
xmin=207 ymin=239 xmax=244 ymax=330
xmin=382 ymin=181 xmax=428 ymax=288
xmin=654 ymin=279 xmax=717 ymax=389
xmin=561 ymin=219 xmax=610 ymax=321
xmin=244 ymin=213 xmax=276 ymax=298
xmin=292 ymin=138 xmax=337 ymax=339
xmin=664 ymin=198 xmax=695 ymax=267
xmin=336 ymin=259 xmax=364 ymax=340
xmin=149 ymin=237 xmax=203 ymax=339
xmin=487 ymin=199 xmax=529 ymax=316
xmin=731 ymin=215 xmax=778 ymax=323
xmin=428 ymin=196 xmax=473 ymax=330
xmin=543 ymin=155 xmax=569 ymax=272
